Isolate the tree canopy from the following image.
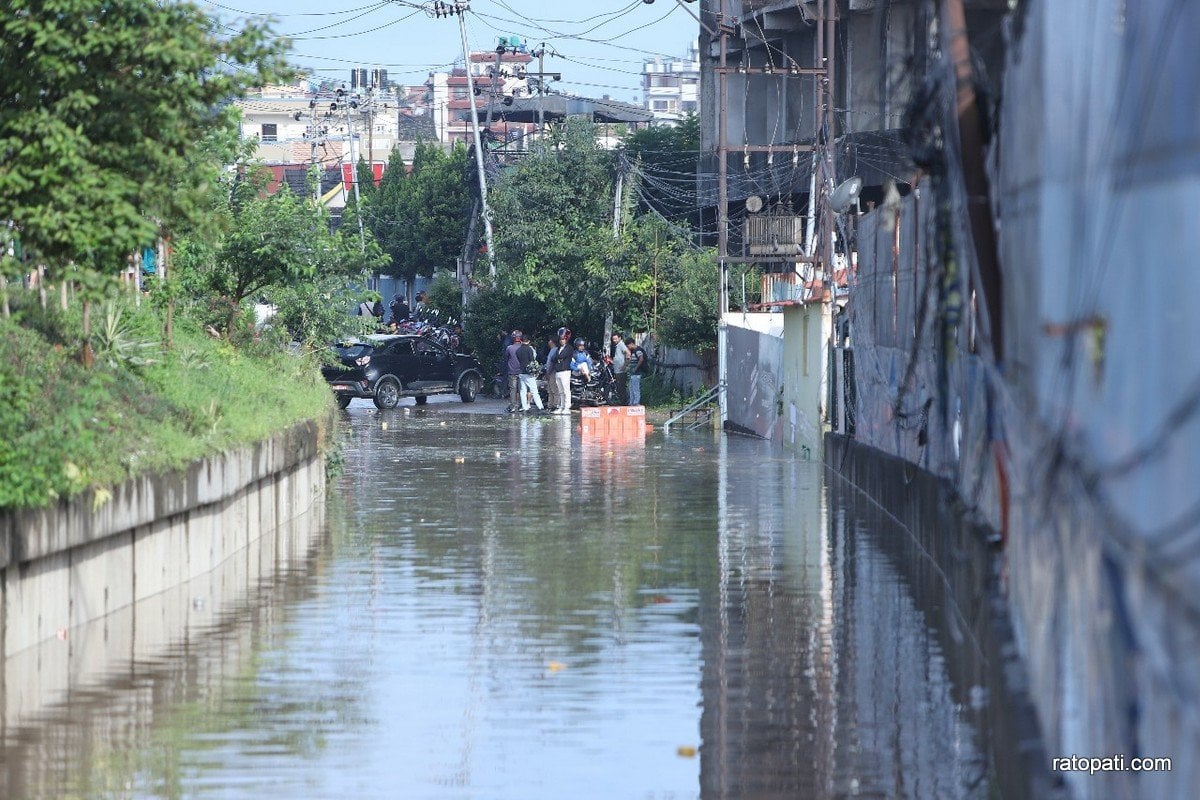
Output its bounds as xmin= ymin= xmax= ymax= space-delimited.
xmin=363 ymin=141 xmax=472 ymax=284
xmin=464 ymin=116 xmax=718 ymax=355
xmin=620 ymin=114 xmax=701 ymax=222
xmin=0 ymin=0 xmax=289 ymax=275
xmin=176 ymin=172 xmax=384 ymax=338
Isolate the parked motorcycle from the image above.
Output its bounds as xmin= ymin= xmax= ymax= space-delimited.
xmin=569 ymin=353 xmax=619 ymax=408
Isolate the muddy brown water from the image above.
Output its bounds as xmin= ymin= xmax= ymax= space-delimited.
xmin=0 ymin=402 xmax=1003 ymax=799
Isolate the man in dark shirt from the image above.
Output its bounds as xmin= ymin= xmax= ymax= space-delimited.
xmin=515 ymin=334 xmax=544 ymax=412
xmin=504 ymin=330 xmax=525 ymax=412
xmin=626 ymin=337 xmax=647 ymax=406
xmin=389 ymin=294 xmax=410 ymax=324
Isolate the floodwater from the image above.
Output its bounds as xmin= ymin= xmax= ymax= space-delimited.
xmin=0 ymin=401 xmax=1005 ymax=799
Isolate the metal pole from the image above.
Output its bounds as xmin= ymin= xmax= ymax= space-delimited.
xmin=537 ymin=45 xmax=545 ymax=135
xmin=822 ymin=0 xmax=838 ymax=427
xmin=717 ymin=27 xmax=729 ymax=317
xmin=457 ymin=8 xmax=497 ymax=277
xmin=343 ymin=99 xmax=366 ymax=253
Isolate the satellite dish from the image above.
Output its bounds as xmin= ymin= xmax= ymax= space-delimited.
xmin=745 ymin=195 xmax=764 ymax=213
xmin=829 ymin=177 xmax=863 ymax=214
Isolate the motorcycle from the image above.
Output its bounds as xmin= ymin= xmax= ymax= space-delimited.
xmin=568 ymin=353 xmax=619 ymax=408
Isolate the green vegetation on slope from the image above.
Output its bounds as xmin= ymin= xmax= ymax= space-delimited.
xmin=0 ymin=296 xmax=331 ymax=512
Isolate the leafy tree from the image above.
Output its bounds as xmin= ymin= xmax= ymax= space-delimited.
xmin=658 ymin=247 xmax=719 ymax=353
xmin=490 ymin=117 xmax=618 ymax=342
xmin=364 ymin=141 xmax=471 ymax=284
xmin=355 ymin=157 xmax=377 ymax=198
xmin=265 ymin=274 xmax=371 ymax=353
xmin=460 ymin=287 xmax=549 ymax=367
xmin=620 ymin=114 xmax=701 ymax=222
xmin=424 ymin=270 xmax=462 ymax=318
xmin=178 ymin=174 xmax=384 ymax=337
xmin=0 ymin=0 xmax=289 ymax=274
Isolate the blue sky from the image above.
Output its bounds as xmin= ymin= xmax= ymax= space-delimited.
xmin=204 ymin=0 xmax=699 ymax=104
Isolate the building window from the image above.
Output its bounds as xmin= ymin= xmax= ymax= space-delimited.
xmin=652 ymin=100 xmax=678 ymax=113
xmin=451 ymin=88 xmax=468 ymax=100
xmin=681 ymin=101 xmax=697 ymax=112
xmin=650 ymin=75 xmax=680 ymax=88
xmin=261 ymin=123 xmax=278 ymax=142
xmin=681 ymin=77 xmax=699 ymax=86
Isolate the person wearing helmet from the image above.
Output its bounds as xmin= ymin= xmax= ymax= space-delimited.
xmin=550 ymin=329 xmax=575 ymax=415
xmin=570 ymin=337 xmax=593 ymax=382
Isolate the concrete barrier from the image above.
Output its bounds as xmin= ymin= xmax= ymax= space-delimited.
xmin=0 ymin=419 xmax=328 ymax=728
xmin=580 ymin=405 xmax=647 ymax=440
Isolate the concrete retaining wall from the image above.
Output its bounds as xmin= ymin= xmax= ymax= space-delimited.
xmin=0 ymin=420 xmax=328 ymax=727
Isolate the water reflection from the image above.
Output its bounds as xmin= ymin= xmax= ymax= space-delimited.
xmin=1 ymin=408 xmax=1000 ymax=799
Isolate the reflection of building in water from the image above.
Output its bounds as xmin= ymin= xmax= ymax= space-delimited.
xmin=699 ymin=449 xmax=994 ymax=798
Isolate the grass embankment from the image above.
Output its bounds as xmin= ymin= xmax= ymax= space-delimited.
xmin=0 ymin=296 xmax=332 ymax=512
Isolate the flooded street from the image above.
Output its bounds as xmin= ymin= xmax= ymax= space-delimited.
xmin=1 ymin=403 xmax=1005 ymax=799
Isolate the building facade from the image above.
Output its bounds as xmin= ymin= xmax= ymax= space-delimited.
xmin=235 ymin=74 xmax=406 ymax=205
xmin=642 ymin=40 xmax=701 ymax=121
xmin=425 ymin=45 xmax=535 ymax=145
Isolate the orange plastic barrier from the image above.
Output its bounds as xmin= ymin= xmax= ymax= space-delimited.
xmin=580 ymin=405 xmax=647 ymax=439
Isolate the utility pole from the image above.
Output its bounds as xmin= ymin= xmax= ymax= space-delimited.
xmin=534 ymin=43 xmax=546 ymax=136
xmin=717 ymin=22 xmax=729 ymax=317
xmin=340 ymin=90 xmax=367 ymax=254
xmin=445 ymin=1 xmax=497 ymax=277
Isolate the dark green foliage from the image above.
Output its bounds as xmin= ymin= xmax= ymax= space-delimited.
xmin=424 ymin=270 xmax=462 ymax=319
xmin=491 ymin=117 xmax=618 ymax=342
xmin=461 ymin=288 xmax=550 ymax=362
xmin=658 ymin=247 xmax=721 ymax=353
xmin=355 ymin=157 xmax=377 ymax=198
xmin=364 ymin=141 xmax=472 ymax=283
xmin=0 ymin=0 xmax=289 ymax=276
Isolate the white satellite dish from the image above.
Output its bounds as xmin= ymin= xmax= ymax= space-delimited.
xmin=828 ymin=177 xmax=863 ymax=214
xmin=745 ymin=195 xmax=764 ymax=213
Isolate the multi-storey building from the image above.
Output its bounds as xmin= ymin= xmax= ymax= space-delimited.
xmin=235 ymin=74 xmax=406 ymax=202
xmin=425 ymin=43 xmax=535 ymax=145
xmin=642 ymin=40 xmax=701 ymax=121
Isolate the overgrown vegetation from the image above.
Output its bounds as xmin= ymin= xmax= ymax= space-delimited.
xmin=0 ymin=293 xmax=330 ymax=511
xmin=0 ymin=1 xmax=352 ymax=512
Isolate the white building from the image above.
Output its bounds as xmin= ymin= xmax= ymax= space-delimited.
xmin=235 ymin=77 xmax=405 ymax=203
xmin=642 ymin=40 xmax=700 ymax=121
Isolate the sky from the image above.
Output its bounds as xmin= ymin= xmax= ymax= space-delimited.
xmin=203 ymin=0 xmax=700 ymax=104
